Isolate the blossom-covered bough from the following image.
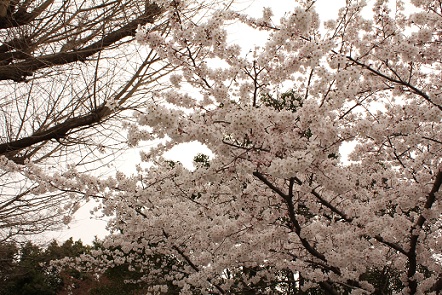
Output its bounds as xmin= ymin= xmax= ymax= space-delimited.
xmin=74 ymin=0 xmax=442 ymax=293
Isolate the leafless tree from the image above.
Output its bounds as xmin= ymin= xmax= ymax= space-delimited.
xmin=0 ymin=0 xmax=178 ymax=242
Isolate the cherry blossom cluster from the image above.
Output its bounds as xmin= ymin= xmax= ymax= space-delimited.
xmin=67 ymin=0 xmax=442 ymax=293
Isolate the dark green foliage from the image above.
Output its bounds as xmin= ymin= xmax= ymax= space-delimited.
xmin=0 ymin=243 xmax=18 ymax=286
xmin=360 ymin=267 xmax=403 ymax=294
xmin=261 ymin=90 xmax=303 ymax=112
xmin=0 ymin=239 xmax=89 ymax=295
xmin=261 ymin=90 xmax=313 ymax=140
xmin=327 ymin=153 xmax=338 ymax=159
xmin=0 ymin=242 xmax=58 ymax=295
xmin=165 ymin=160 xmax=180 ymax=169
xmin=88 ymin=264 xmax=146 ymax=295
xmin=193 ymin=153 xmax=210 ymax=168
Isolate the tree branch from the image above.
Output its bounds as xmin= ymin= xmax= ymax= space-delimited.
xmin=0 ymin=3 xmax=162 ymax=81
xmin=343 ymin=53 xmax=442 ymax=111
xmin=0 ymin=105 xmax=108 ymax=158
xmin=253 ymin=171 xmax=340 ymax=274
xmin=0 ymin=0 xmax=54 ymax=29
xmin=162 ymin=230 xmax=226 ymax=294
xmin=407 ymin=169 xmax=442 ymax=294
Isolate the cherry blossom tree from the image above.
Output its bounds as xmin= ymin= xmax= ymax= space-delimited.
xmin=69 ymin=0 xmax=441 ymax=293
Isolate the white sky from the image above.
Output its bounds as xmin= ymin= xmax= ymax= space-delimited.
xmin=44 ymin=0 xmax=348 ymax=245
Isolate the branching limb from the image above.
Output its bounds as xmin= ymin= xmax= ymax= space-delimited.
xmin=0 ymin=4 xmax=162 ymax=81
xmin=253 ymin=171 xmax=341 ymax=277
xmin=407 ymin=169 xmax=442 ymax=294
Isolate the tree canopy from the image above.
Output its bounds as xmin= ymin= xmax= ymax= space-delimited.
xmin=3 ymin=0 xmax=442 ymax=294
xmin=65 ymin=0 xmax=441 ymax=293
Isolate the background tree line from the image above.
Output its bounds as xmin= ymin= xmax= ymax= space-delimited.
xmin=0 ymin=235 xmax=405 ymax=295
xmin=0 ymin=238 xmax=151 ymax=295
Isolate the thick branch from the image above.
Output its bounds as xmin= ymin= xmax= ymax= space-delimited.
xmin=0 ymin=105 xmax=109 ymax=157
xmin=0 ymin=0 xmax=54 ymax=29
xmin=162 ymin=230 xmax=226 ymax=294
xmin=253 ymin=171 xmax=340 ymax=275
xmin=407 ymin=169 xmax=442 ymax=294
xmin=0 ymin=4 xmax=162 ymax=81
xmin=252 ymin=171 xmax=289 ymax=201
xmin=296 ymin=176 xmax=408 ymax=256
xmin=373 ymin=235 xmax=407 ymax=256
xmin=310 ymin=189 xmax=352 ymax=222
